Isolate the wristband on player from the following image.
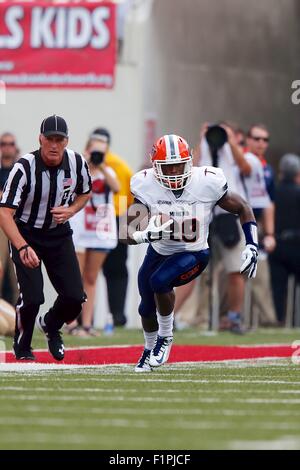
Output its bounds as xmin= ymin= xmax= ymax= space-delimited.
xmin=18 ymin=244 xmax=30 ymax=254
xmin=242 ymin=222 xmax=258 ymax=247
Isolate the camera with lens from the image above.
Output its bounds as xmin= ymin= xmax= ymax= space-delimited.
xmin=90 ymin=150 xmax=105 ymax=166
xmin=205 ymin=125 xmax=228 ymax=152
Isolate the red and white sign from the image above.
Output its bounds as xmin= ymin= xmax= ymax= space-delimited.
xmin=0 ymin=1 xmax=116 ymax=88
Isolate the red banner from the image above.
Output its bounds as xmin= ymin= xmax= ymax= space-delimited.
xmin=0 ymin=1 xmax=116 ymax=88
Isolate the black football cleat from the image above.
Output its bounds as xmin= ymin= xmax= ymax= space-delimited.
xmin=13 ymin=344 xmax=36 ymax=361
xmin=46 ymin=330 xmax=65 ymax=361
xmin=38 ymin=314 xmax=65 ymax=361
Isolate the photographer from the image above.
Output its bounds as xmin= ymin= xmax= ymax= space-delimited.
xmin=69 ymin=136 xmax=120 ymax=336
xmin=243 ymin=125 xmax=277 ymax=326
xmin=199 ymin=123 xmax=252 ymax=333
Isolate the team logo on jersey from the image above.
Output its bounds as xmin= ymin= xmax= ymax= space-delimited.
xmin=157 ymin=200 xmax=172 ymax=205
xmin=204 ymin=168 xmax=216 ymax=176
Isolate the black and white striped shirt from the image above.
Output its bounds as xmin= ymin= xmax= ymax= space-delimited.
xmin=0 ymin=149 xmax=91 ymax=230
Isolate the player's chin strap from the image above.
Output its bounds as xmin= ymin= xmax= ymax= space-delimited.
xmin=240 ymin=222 xmax=259 ymax=279
xmin=132 ymin=216 xmax=173 ymax=244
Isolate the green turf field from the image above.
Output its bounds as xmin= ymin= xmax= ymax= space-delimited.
xmin=1 ymin=329 xmax=300 ymax=450
xmin=2 ymin=326 xmax=300 ymax=350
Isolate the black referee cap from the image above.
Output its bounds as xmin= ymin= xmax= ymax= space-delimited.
xmin=40 ymin=115 xmax=68 ymax=138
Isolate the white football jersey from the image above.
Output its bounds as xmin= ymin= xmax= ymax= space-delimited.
xmin=71 ymin=168 xmax=117 ymax=250
xmin=200 ymin=138 xmax=247 ymax=216
xmin=243 ymin=152 xmax=271 ymax=209
xmin=130 ymin=167 xmax=228 ymax=255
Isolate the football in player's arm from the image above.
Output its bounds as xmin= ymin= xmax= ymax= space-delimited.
xmin=121 ymin=135 xmax=258 ymax=372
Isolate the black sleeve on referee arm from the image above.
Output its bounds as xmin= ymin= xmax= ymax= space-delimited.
xmin=74 ymin=153 xmax=92 ymax=195
xmin=0 ymin=163 xmax=27 ymax=209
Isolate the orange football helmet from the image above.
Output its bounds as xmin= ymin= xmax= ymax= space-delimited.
xmin=150 ymin=135 xmax=193 ymax=190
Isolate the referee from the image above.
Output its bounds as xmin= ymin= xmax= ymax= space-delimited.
xmin=0 ymin=115 xmax=91 ymax=361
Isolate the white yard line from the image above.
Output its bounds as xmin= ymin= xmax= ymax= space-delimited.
xmin=0 ymin=394 xmax=221 ymax=403
xmin=2 ymin=404 xmax=300 ymax=418
xmin=0 ymin=431 xmax=105 ymax=446
xmin=0 ymin=357 xmax=294 ymax=374
xmin=0 ymin=361 xmax=296 ymax=376
xmin=235 ymin=398 xmax=300 ymax=404
xmin=229 ymin=436 xmax=300 ymax=450
xmin=0 ymin=363 xmax=97 ymax=372
xmin=237 ymin=343 xmax=292 ymax=348
xmin=0 ymin=416 xmax=299 ymax=432
xmin=1 ymin=386 xmax=300 ymax=394
xmin=0 ymin=384 xmax=300 ymax=396
xmin=2 ymin=371 xmax=299 ymax=381
xmin=3 ymin=377 xmax=295 ymax=385
xmin=2 ymin=393 xmax=300 ymax=405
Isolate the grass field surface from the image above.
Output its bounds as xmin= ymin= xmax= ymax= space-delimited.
xmin=1 ymin=329 xmax=300 ymax=450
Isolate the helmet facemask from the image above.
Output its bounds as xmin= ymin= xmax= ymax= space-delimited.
xmin=153 ymin=157 xmax=193 ymax=190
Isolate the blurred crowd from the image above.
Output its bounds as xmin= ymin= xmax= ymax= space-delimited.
xmin=0 ymin=121 xmax=300 ymax=337
xmin=175 ymin=122 xmax=300 ymax=332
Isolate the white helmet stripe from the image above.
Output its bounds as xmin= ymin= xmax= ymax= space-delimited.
xmin=172 ymin=134 xmax=180 ymax=157
xmin=164 ymin=135 xmax=172 ymax=158
xmin=164 ymin=134 xmax=181 ymax=160
xmin=168 ymin=134 xmax=176 ymax=157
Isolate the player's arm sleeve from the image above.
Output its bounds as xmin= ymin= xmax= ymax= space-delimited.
xmin=0 ymin=163 xmax=27 ymax=209
xmin=76 ymin=155 xmax=92 ymax=195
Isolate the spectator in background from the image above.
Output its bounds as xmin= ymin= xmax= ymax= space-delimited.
xmin=0 ymin=132 xmax=19 ymax=304
xmin=0 ymin=133 xmax=19 ymax=190
xmin=69 ymin=135 xmax=120 ymax=336
xmin=269 ymin=154 xmax=300 ymax=324
xmin=200 ymin=122 xmax=252 ymax=333
xmin=246 ymin=124 xmax=276 ymax=247
xmin=91 ymin=128 xmax=134 ymax=327
xmin=246 ymin=124 xmax=276 ymax=205
xmin=244 ymin=124 xmax=277 ymax=326
xmin=0 ymin=259 xmax=15 ymax=337
xmin=235 ymin=128 xmax=246 ymax=151
xmin=176 ymin=122 xmax=252 ymax=332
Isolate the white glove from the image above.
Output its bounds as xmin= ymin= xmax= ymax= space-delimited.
xmin=240 ymin=244 xmax=258 ymax=278
xmin=132 ymin=215 xmax=173 ymax=244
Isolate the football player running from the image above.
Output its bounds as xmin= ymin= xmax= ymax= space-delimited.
xmin=122 ymin=135 xmax=258 ymax=372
